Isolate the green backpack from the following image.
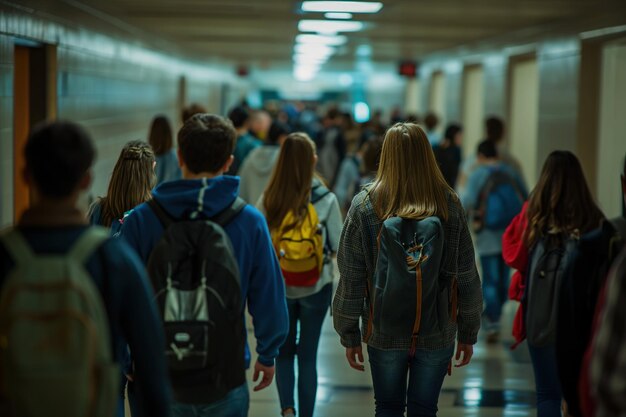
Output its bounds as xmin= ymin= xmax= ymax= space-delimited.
xmin=0 ymin=227 xmax=119 ymax=417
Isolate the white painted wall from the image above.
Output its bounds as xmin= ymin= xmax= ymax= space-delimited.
xmin=429 ymin=72 xmax=446 ymax=132
xmin=597 ymin=39 xmax=626 ymax=218
xmin=509 ymin=58 xmax=539 ymax=188
xmin=404 ymin=78 xmax=421 ymax=116
xmin=366 ymin=74 xmax=406 ymax=121
xmin=462 ymin=66 xmax=485 ymax=159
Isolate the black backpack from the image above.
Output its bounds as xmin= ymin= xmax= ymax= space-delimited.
xmin=146 ymin=197 xmax=246 ymax=403
xmin=524 ymin=232 xmax=579 ymax=347
xmin=369 ymin=214 xmax=454 ymax=345
xmin=555 ymin=221 xmax=622 ymax=417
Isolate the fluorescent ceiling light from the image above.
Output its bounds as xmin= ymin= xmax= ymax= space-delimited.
xmin=296 ymin=34 xmax=347 ymax=46
xmin=293 ymin=58 xmax=327 ymax=69
xmin=294 ymin=43 xmax=335 ymax=56
xmin=293 ymin=55 xmax=330 ymax=64
xmin=294 ymin=67 xmax=317 ymax=81
xmin=294 ymin=63 xmax=322 ymax=73
xmin=293 ymin=51 xmax=327 ymax=60
xmin=293 ymin=57 xmax=331 ymax=66
xmin=298 ymin=19 xmax=364 ymax=34
xmin=325 ymin=12 xmax=353 ymax=19
xmin=302 ymin=1 xmax=383 ymax=13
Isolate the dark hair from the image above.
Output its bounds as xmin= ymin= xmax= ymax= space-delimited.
xmin=362 ymin=137 xmax=384 ymax=173
xmin=406 ymin=114 xmax=420 ymax=124
xmin=148 ymin=115 xmax=173 ymax=155
xmin=228 ymin=106 xmax=250 ymax=129
xmin=267 ymin=121 xmax=291 ymax=145
xmin=444 ymin=123 xmax=462 ymax=143
xmin=424 ymin=112 xmax=439 ymax=130
xmin=25 ymin=121 xmax=95 ymax=198
xmin=525 ymin=151 xmax=604 ymax=248
xmin=477 ymin=139 xmax=497 ymax=158
xmin=182 ymin=103 xmax=207 ymax=124
xmin=178 ymin=114 xmax=236 ymax=174
xmin=485 ymin=116 xmax=504 ymax=142
xmin=326 ymin=107 xmax=341 ymax=120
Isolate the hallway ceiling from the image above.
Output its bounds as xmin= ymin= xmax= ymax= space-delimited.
xmin=14 ymin=0 xmax=626 ymax=70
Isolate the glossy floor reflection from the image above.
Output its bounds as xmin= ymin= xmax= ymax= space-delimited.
xmin=246 ymin=308 xmax=537 ymax=417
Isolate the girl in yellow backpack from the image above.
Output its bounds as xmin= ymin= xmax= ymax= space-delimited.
xmin=257 ymin=132 xmax=343 ymax=417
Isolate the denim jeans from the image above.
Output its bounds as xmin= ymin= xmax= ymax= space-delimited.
xmin=117 ymin=376 xmax=126 ymax=417
xmin=276 ymin=284 xmax=332 ymax=417
xmin=480 ymin=254 xmax=510 ymax=329
xmin=368 ymin=345 xmax=455 ymax=417
xmin=171 ymin=383 xmax=249 ymax=417
xmin=528 ymin=344 xmax=562 ymax=417
xmin=125 ymin=379 xmax=141 ymax=417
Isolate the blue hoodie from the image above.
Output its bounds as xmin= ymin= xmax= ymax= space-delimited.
xmin=119 ymin=175 xmax=288 ymax=368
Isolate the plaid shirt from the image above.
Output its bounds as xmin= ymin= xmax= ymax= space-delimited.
xmin=591 ymin=247 xmax=626 ymax=417
xmin=332 ymin=190 xmax=482 ymax=350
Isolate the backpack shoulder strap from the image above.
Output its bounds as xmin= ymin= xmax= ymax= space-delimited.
xmin=0 ymin=229 xmax=34 ymax=265
xmin=311 ymin=184 xmax=331 ymax=204
xmin=212 ymin=197 xmax=247 ymax=227
xmin=67 ymin=227 xmax=110 ymax=265
xmin=148 ymin=198 xmax=174 ymax=228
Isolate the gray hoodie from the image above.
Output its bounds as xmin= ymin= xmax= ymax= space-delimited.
xmin=238 ymin=145 xmax=280 ymax=204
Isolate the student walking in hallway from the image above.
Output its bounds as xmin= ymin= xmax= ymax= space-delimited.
xmin=0 ymin=121 xmax=171 ymax=417
xmin=257 ymin=132 xmax=343 ymax=417
xmin=333 ymin=122 xmax=483 ymax=417
xmin=120 ymin=113 xmax=289 ymax=417
xmin=503 ymin=151 xmax=611 ymax=417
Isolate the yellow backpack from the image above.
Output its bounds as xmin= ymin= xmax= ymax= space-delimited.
xmin=272 ymin=185 xmax=329 ymax=287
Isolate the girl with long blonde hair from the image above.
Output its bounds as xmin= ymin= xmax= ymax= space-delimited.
xmin=257 ymin=132 xmax=343 ymax=417
xmin=89 ymin=140 xmax=156 ymax=234
xmin=333 ymin=123 xmax=482 ymax=417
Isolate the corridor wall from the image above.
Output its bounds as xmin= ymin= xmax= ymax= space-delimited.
xmin=0 ymin=5 xmax=236 ymax=227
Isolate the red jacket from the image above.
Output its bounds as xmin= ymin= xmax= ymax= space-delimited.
xmin=502 ymin=202 xmax=529 ymax=348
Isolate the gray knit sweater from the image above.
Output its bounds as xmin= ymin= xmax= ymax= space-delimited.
xmin=332 ymin=190 xmax=483 ymax=351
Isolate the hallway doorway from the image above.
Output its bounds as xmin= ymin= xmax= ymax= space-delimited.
xmin=462 ymin=65 xmax=485 ymax=159
xmin=12 ymin=42 xmax=56 ymax=223
xmin=429 ymin=71 xmax=446 ymax=135
xmin=508 ymin=56 xmax=539 ymax=188
xmin=597 ymin=38 xmax=626 ymax=218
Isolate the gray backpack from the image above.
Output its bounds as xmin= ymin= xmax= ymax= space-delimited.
xmin=525 ymin=233 xmax=579 ymax=347
xmin=0 ymin=227 xmax=119 ymax=417
xmin=370 ymin=216 xmax=452 ymax=342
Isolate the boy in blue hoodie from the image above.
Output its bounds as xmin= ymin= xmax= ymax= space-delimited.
xmin=120 ymin=113 xmax=289 ymax=417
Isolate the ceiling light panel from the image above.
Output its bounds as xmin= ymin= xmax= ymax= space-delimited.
xmin=296 ymin=34 xmax=348 ymax=46
xmin=325 ymin=12 xmax=353 ymax=19
xmin=301 ymin=1 xmax=383 ymax=13
xmin=294 ymin=43 xmax=335 ymax=56
xmin=298 ymin=19 xmax=364 ymax=33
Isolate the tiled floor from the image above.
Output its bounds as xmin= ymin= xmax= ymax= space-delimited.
xmin=246 ymin=306 xmax=537 ymax=417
